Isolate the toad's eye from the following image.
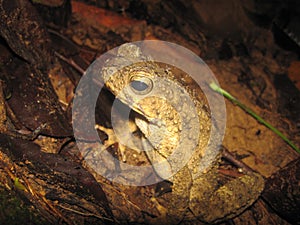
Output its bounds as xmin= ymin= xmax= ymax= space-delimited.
xmin=129 ymin=76 xmax=153 ymax=95
xmin=131 ymin=80 xmax=148 ymax=91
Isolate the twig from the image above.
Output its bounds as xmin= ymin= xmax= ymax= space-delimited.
xmin=55 ymin=51 xmax=85 ymax=74
xmin=48 ymin=28 xmax=99 ymax=56
xmin=221 ymin=145 xmax=253 ymax=173
xmin=57 ymin=204 xmax=115 ymax=223
xmin=55 ymin=51 xmax=105 ymax=88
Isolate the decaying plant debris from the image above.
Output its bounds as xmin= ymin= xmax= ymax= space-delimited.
xmin=0 ymin=0 xmax=299 ymax=224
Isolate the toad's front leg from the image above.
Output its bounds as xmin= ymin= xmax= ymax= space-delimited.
xmin=189 ymin=167 xmax=264 ymax=224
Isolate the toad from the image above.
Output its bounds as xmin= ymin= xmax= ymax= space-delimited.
xmin=101 ymin=43 xmax=264 ymax=224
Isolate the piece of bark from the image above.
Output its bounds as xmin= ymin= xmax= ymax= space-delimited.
xmin=0 ymin=134 xmax=115 ymax=224
xmin=262 ymin=158 xmax=300 ymax=224
xmin=0 ymin=0 xmax=72 ymax=136
xmin=3 ymin=55 xmax=72 ymax=136
xmin=0 ymin=0 xmax=52 ymax=69
xmin=72 ymin=1 xmax=146 ymax=42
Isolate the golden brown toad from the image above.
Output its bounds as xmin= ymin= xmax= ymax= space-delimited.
xmin=101 ymin=43 xmax=264 ymax=224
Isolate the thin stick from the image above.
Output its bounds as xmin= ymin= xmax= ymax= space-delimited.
xmin=57 ymin=204 xmax=115 ymax=222
xmin=54 ymin=51 xmax=85 ymax=74
xmin=221 ymin=146 xmax=253 ymax=173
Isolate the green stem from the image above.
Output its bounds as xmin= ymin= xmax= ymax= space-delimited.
xmin=209 ymin=82 xmax=300 ymax=154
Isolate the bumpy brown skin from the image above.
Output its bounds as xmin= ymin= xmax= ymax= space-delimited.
xmin=102 ymin=43 xmax=264 ymax=224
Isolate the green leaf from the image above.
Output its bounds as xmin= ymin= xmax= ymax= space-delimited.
xmin=209 ymin=82 xmax=300 ymax=154
xmin=14 ymin=178 xmax=26 ymax=191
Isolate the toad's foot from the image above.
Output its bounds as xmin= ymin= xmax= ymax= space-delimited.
xmin=95 ymin=124 xmax=127 ymax=162
xmin=189 ymin=169 xmax=264 ymax=224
